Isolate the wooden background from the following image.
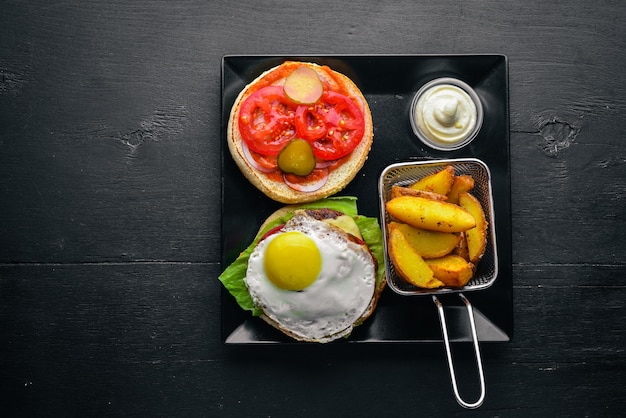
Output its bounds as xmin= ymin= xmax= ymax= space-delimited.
xmin=1 ymin=0 xmax=624 ymax=416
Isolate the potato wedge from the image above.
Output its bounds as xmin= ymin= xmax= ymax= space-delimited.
xmin=388 ymin=228 xmax=444 ymax=289
xmin=446 ymin=174 xmax=475 ymax=205
xmin=425 ymin=255 xmax=475 ymax=287
xmin=409 ymin=165 xmax=455 ymax=195
xmin=390 ymin=185 xmax=448 ymax=201
xmin=389 ymin=222 xmax=460 ymax=258
xmin=458 ymin=192 xmax=488 ymax=263
xmin=453 ymin=231 xmax=470 ymax=261
xmin=386 ymin=195 xmax=476 ymax=233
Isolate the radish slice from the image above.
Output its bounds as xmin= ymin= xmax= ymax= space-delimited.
xmin=242 ymin=141 xmax=278 ymax=173
xmin=283 ymin=67 xmax=324 ymax=104
xmin=283 ymin=168 xmax=329 ymax=192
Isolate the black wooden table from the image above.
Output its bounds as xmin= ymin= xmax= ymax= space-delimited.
xmin=1 ymin=1 xmax=624 ymax=416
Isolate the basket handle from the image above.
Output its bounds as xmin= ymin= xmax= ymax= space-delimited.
xmin=432 ymin=294 xmax=486 ymax=409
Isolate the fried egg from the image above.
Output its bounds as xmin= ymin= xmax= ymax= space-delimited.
xmin=245 ymin=210 xmax=377 ymax=343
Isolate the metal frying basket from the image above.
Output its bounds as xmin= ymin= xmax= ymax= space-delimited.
xmin=378 ymin=158 xmax=498 ymax=409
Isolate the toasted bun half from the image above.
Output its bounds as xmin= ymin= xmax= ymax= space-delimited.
xmin=248 ymin=207 xmax=385 ymax=343
xmin=227 ymin=61 xmax=374 ymax=204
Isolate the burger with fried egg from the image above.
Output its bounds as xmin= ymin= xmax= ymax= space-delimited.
xmin=219 ymin=196 xmax=385 ymax=343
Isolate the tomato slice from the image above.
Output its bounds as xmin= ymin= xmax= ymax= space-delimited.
xmin=294 ymin=105 xmax=327 ymax=141
xmin=294 ymin=91 xmax=365 ymax=160
xmin=258 ymin=224 xmax=285 ymax=242
xmin=238 ymin=86 xmax=297 ymax=156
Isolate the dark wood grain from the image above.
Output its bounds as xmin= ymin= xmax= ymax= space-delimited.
xmin=1 ymin=0 xmax=625 ymax=416
xmin=1 ymin=264 xmax=624 ymax=416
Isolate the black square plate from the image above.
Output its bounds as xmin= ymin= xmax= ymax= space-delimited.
xmin=220 ymin=55 xmax=512 ymax=344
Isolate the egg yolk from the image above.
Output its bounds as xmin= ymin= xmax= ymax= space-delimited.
xmin=264 ymin=231 xmax=322 ymax=291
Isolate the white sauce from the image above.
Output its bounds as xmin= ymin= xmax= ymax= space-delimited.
xmin=414 ymin=83 xmax=478 ymax=146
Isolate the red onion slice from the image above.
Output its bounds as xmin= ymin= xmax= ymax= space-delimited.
xmin=241 ymin=141 xmax=278 ymax=173
xmin=356 ymin=95 xmax=366 ymax=114
xmin=283 ymin=168 xmax=329 ymax=192
xmin=314 ymin=159 xmax=335 ymax=169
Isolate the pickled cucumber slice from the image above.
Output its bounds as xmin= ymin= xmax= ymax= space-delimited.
xmin=283 ymin=67 xmax=324 ymax=104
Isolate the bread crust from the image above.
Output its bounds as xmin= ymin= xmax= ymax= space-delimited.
xmin=227 ymin=61 xmax=373 ymax=204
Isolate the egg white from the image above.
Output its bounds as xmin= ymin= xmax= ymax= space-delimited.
xmin=245 ymin=211 xmax=376 ymax=343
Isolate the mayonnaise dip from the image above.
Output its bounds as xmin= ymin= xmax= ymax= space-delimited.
xmin=411 ymin=78 xmax=482 ymax=150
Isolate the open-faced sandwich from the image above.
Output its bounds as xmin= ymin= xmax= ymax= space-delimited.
xmin=227 ymin=61 xmax=374 ymax=204
xmin=219 ymin=197 xmax=386 ymax=343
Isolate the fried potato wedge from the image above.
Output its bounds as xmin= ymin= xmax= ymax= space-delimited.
xmin=409 ymin=165 xmax=455 ymax=195
xmin=458 ymin=192 xmax=488 ymax=263
xmin=386 ymin=195 xmax=476 ymax=233
xmin=390 ymin=185 xmax=448 ymax=201
xmin=388 ymin=222 xmax=460 ymax=259
xmin=446 ymin=174 xmax=475 ymax=205
xmin=453 ymin=231 xmax=470 ymax=261
xmin=388 ymin=228 xmax=444 ymax=289
xmin=425 ymin=255 xmax=475 ymax=287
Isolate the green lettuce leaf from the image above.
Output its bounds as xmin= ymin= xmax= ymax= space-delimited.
xmin=218 ymin=196 xmax=384 ymax=316
xmin=354 ymin=215 xmax=386 ymax=290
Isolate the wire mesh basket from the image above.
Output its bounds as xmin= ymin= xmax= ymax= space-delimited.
xmin=378 ymin=158 xmax=498 ymax=296
xmin=377 ymin=158 xmax=499 ymax=409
